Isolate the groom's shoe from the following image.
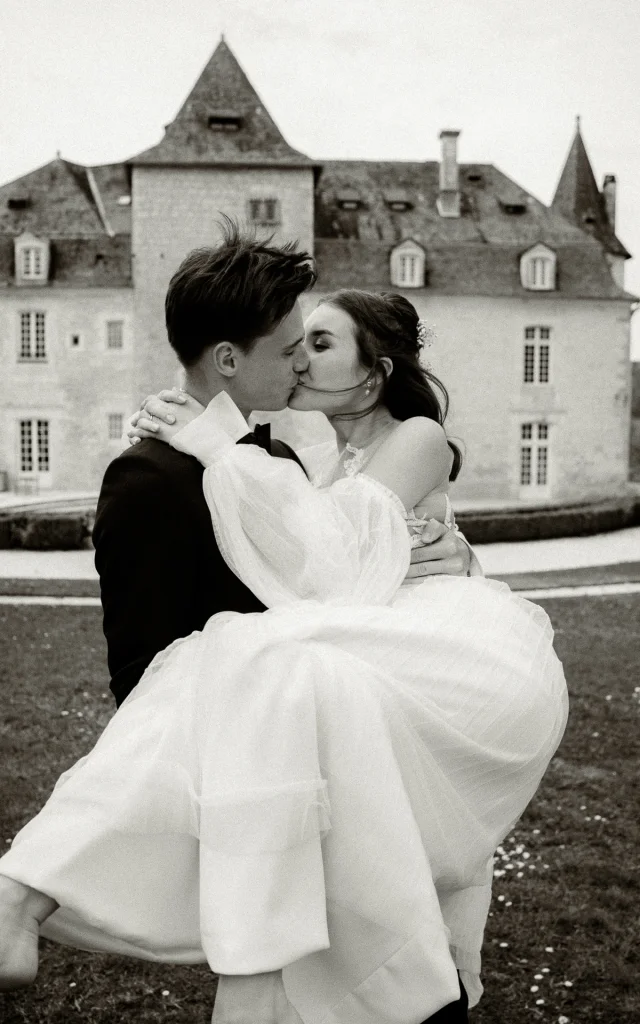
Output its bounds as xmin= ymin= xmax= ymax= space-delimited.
xmin=420 ymin=974 xmax=469 ymax=1023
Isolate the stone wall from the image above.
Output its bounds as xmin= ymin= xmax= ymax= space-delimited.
xmin=131 ymin=164 xmax=315 ymax=399
xmin=0 ymin=287 xmax=133 ymax=490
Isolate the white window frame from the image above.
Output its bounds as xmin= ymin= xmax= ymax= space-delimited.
xmin=390 ymin=240 xmax=426 ymax=289
xmin=14 ymin=233 xmax=49 ymax=285
xmin=519 ymin=420 xmax=551 ymax=499
xmin=18 ymin=311 xmax=47 ymax=362
xmin=107 ymin=413 xmax=124 ymax=441
xmin=106 ymin=319 xmax=124 ymax=350
xmin=523 ymin=326 xmax=551 ymax=384
xmin=520 ymin=243 xmax=556 ymax=291
xmin=18 ymin=418 xmax=52 ymax=488
xmin=22 ymin=247 xmax=44 ymax=279
xmin=247 ymin=198 xmax=281 ymax=225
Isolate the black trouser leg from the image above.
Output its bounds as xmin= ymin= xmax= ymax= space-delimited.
xmin=421 ymin=972 xmax=469 ymax=1023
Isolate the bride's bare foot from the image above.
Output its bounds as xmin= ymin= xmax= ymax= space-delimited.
xmin=0 ymin=874 xmax=58 ymax=990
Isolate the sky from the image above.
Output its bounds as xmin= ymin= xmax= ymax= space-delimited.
xmin=1 ymin=0 xmax=639 ymax=356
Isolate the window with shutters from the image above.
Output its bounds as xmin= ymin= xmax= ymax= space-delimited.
xmin=247 ymin=199 xmax=281 ymax=225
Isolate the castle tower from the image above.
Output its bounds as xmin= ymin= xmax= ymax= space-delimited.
xmin=130 ymin=38 xmax=316 ymax=397
xmin=551 ymin=118 xmax=631 ymax=288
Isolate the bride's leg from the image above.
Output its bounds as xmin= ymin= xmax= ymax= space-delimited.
xmin=0 ymin=873 xmax=58 ymax=989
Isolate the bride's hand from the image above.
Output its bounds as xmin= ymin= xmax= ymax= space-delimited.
xmin=406 ymin=521 xmax=471 ymax=578
xmin=128 ymin=389 xmax=205 ymax=446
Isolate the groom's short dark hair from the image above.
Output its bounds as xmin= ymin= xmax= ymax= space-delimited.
xmin=165 ymin=221 xmax=316 ymax=366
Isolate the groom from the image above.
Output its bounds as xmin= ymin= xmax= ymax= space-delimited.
xmin=93 ymin=226 xmax=475 ymax=1022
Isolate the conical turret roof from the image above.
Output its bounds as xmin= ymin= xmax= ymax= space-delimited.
xmin=551 ymin=121 xmax=630 ymax=258
xmin=132 ymin=38 xmax=312 ymax=167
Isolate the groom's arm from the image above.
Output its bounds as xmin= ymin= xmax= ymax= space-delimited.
xmin=93 ymin=449 xmax=200 ymax=707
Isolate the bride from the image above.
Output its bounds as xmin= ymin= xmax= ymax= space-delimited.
xmin=0 ymin=289 xmax=568 ymax=1024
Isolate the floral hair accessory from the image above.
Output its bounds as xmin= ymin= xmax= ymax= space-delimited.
xmin=416 ymin=319 xmax=435 ymax=350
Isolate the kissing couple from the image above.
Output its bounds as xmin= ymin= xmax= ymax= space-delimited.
xmin=0 ymin=226 xmax=568 ymax=1024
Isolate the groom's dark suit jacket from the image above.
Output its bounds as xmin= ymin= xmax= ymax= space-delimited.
xmin=93 ymin=430 xmax=304 ymax=707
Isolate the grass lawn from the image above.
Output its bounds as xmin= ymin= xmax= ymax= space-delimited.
xmin=1 ymin=596 xmax=638 ymax=1024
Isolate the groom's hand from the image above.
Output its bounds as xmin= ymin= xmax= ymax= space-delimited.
xmin=406 ymin=521 xmax=471 ymax=579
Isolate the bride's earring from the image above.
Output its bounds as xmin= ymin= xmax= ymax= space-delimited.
xmin=365 ymin=375 xmax=375 ymax=396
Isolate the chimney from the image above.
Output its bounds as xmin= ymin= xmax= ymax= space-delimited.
xmin=602 ymin=174 xmax=616 ymax=229
xmin=437 ymin=130 xmax=461 ymax=218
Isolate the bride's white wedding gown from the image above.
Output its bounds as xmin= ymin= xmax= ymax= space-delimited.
xmin=0 ymin=394 xmax=568 ymax=1024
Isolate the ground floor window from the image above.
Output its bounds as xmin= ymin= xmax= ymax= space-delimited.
xmin=19 ymin=419 xmax=50 ymax=474
xmin=520 ymin=421 xmax=549 ymax=488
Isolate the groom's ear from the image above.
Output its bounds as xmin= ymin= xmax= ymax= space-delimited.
xmin=212 ymin=341 xmax=238 ymax=378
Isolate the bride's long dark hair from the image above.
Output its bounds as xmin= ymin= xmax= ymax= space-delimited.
xmin=319 ymin=290 xmax=464 ymax=481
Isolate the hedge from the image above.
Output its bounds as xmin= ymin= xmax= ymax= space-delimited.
xmin=0 ymin=513 xmax=91 ymax=551
xmin=455 ymin=493 xmax=640 ymax=544
xmin=0 ymin=495 xmax=639 ymax=550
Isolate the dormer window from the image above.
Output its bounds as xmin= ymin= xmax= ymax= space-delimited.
xmin=520 ymin=243 xmax=556 ymax=291
xmin=501 ymin=201 xmax=527 ymax=215
xmin=336 ymin=190 xmax=362 ymax=211
xmin=247 ymin=198 xmax=281 ymax=225
xmin=390 ymin=239 xmax=426 ymax=289
xmin=14 ymin=232 xmax=50 ymax=286
xmin=7 ymin=197 xmax=30 ymax=211
xmin=208 ymin=111 xmax=242 ymax=132
xmin=384 ymin=190 xmax=413 ymax=212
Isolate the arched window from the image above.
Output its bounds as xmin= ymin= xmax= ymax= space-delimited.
xmin=520 ymin=243 xmax=556 ymax=291
xmin=390 ymin=239 xmax=426 ymax=289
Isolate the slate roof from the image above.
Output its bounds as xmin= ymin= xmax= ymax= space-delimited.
xmin=0 ymin=234 xmax=131 ymax=288
xmin=314 ymin=239 xmax=632 ymax=300
xmin=551 ymin=126 xmax=630 ymax=259
xmin=0 ymin=158 xmax=132 ymax=286
xmin=131 ymin=39 xmax=313 ymax=168
xmin=0 ymin=159 xmax=105 ymax=238
xmin=313 ymin=160 xmax=634 ymax=299
xmin=316 ymin=161 xmax=589 ymax=246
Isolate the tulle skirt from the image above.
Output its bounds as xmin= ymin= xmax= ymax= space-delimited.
xmin=0 ymin=575 xmax=567 ymax=1023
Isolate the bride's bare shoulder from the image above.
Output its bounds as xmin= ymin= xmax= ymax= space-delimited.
xmin=384 ymin=417 xmax=450 ymax=460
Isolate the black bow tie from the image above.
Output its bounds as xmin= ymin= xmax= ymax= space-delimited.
xmin=237 ymin=421 xmax=272 ymax=453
